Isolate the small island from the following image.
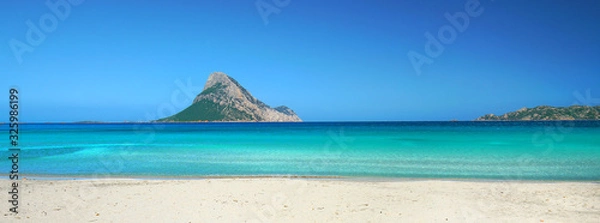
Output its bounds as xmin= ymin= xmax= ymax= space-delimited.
xmin=476 ymin=105 xmax=600 ymax=121
xmin=157 ymin=72 xmax=301 ymax=122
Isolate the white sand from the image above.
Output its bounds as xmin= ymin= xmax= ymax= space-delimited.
xmin=1 ymin=178 xmax=599 ymax=222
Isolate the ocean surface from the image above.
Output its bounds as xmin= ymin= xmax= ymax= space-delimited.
xmin=5 ymin=122 xmax=600 ymax=180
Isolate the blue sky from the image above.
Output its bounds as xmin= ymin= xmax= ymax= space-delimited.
xmin=2 ymin=0 xmax=599 ymax=122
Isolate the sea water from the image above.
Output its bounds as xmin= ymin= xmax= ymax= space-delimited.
xmin=5 ymin=121 xmax=600 ymax=180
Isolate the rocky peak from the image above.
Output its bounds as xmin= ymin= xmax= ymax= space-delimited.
xmin=203 ymin=72 xmax=233 ymax=90
xmin=159 ymin=72 xmax=301 ymax=122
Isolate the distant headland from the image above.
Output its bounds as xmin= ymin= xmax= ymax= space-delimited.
xmin=476 ymin=105 xmax=600 ymax=121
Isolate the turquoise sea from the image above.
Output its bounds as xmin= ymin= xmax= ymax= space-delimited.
xmin=5 ymin=122 xmax=600 ymax=180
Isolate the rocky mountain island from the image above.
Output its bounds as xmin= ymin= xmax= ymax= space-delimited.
xmin=158 ymin=72 xmax=301 ymax=122
xmin=476 ymin=105 xmax=600 ymax=121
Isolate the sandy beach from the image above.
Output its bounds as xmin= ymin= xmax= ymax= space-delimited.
xmin=1 ymin=178 xmax=599 ymax=222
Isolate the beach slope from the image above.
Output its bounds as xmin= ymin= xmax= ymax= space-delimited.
xmin=2 ymin=179 xmax=599 ymax=222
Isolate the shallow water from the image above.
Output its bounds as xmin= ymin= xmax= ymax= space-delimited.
xmin=6 ymin=121 xmax=600 ymax=180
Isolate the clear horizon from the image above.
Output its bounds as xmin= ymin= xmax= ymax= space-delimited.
xmin=2 ymin=1 xmax=599 ymax=122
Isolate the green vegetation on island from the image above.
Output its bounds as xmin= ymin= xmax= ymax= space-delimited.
xmin=158 ymin=99 xmax=253 ymax=122
xmin=476 ymin=105 xmax=600 ymax=121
